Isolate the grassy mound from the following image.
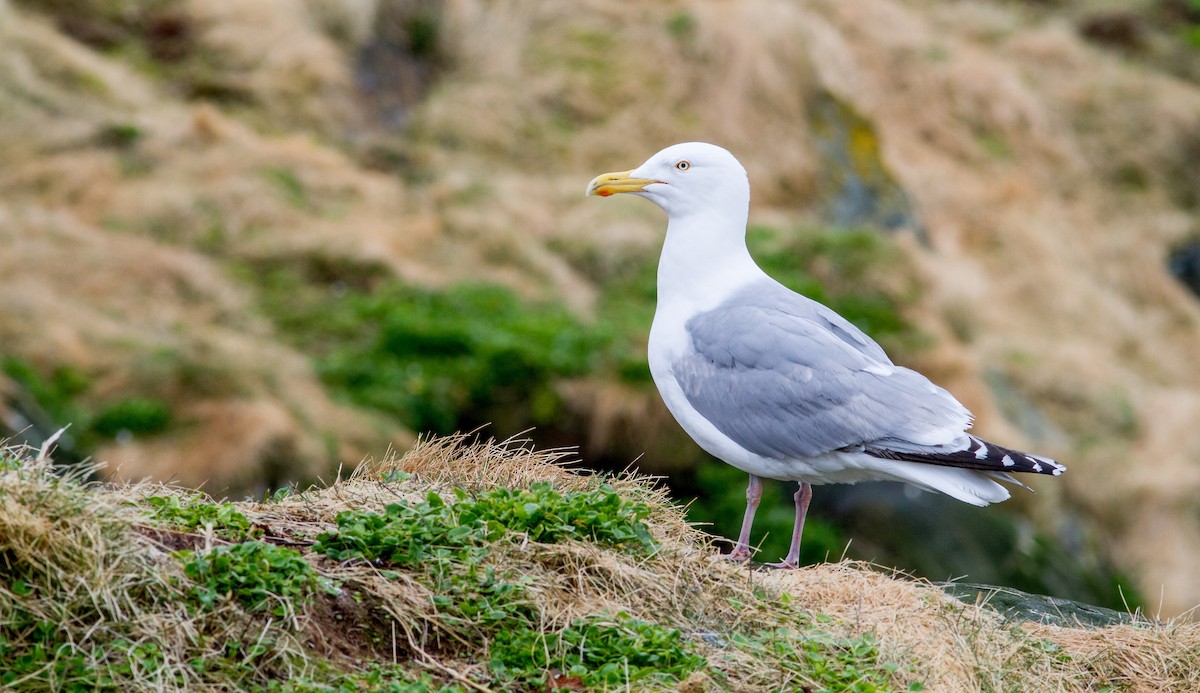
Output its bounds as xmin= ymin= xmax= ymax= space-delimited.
xmin=1 ymin=435 xmax=1197 ymax=691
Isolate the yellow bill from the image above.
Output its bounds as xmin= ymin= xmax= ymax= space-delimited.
xmin=586 ymin=169 xmax=660 ymax=197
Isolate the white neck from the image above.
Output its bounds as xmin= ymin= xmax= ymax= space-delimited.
xmin=655 ymin=205 xmax=764 ymax=316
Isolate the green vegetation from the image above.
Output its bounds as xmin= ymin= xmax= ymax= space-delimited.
xmin=489 ymin=613 xmax=706 ymax=689
xmin=0 ymin=357 xmax=174 ymax=458
xmin=731 ymin=620 xmax=908 ymax=692
xmin=665 ymin=11 xmax=697 ymax=41
xmin=144 ymin=493 xmax=254 ymax=540
xmin=315 ymin=482 xmax=657 ymax=565
xmin=177 ymin=541 xmax=336 ymax=615
xmin=404 ymin=13 xmax=441 ymax=57
xmin=313 ymin=482 xmax=664 ymax=677
xmin=0 ymin=620 xmax=169 ymax=691
xmin=1 ymin=357 xmax=91 ymax=433
xmin=976 ymin=132 xmax=1012 ymax=160
xmin=3 ymin=437 xmax=1198 ymax=690
xmin=251 ymin=272 xmax=614 ymax=434
xmin=1179 ymin=0 xmax=1200 ymax=49
xmin=314 ymin=477 xmax=902 ymax=688
xmin=97 ymin=121 xmax=144 ymax=148
xmin=263 ymin=166 xmax=310 ymax=210
xmin=91 ymin=397 xmax=172 ymax=437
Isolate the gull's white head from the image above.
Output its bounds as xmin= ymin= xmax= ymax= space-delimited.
xmin=586 ymin=142 xmax=749 ymax=219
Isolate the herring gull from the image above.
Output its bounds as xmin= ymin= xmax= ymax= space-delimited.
xmin=586 ymin=142 xmax=1065 ymax=567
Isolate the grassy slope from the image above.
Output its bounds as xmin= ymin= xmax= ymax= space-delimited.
xmin=2 ymin=436 xmax=1198 ymax=692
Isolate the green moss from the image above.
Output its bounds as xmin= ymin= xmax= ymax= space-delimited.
xmin=976 ymin=132 xmax=1012 ymax=160
xmin=0 ymin=360 xmax=174 ymax=449
xmin=66 ymin=68 xmax=113 ymax=98
xmin=251 ymin=273 xmax=611 ymax=434
xmin=97 ymin=122 xmax=144 ymax=148
xmin=807 ymin=92 xmax=923 ymax=234
xmin=315 ymin=482 xmax=654 ymax=640
xmin=1 ymin=357 xmax=91 ymax=428
xmin=318 ymin=282 xmax=601 ymax=432
xmin=262 ymin=166 xmax=309 ymax=210
xmin=924 ymin=44 xmax=950 ymax=62
xmin=91 ymin=397 xmax=172 ymax=437
xmin=665 ymin=11 xmax=697 ymax=40
xmin=1112 ymin=161 xmax=1150 ymax=191
xmin=405 ymin=14 xmax=440 ymax=57
xmin=1182 ymin=24 xmax=1200 ymax=50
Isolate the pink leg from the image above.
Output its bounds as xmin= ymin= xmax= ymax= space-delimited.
xmin=768 ymin=482 xmax=812 ymax=569
xmin=722 ymin=475 xmax=762 ymax=562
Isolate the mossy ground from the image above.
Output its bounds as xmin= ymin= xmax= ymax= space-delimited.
xmin=2 ymin=435 xmax=1198 ymax=691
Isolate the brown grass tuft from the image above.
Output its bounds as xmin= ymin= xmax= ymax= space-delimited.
xmin=2 ymin=434 xmax=1200 ymax=690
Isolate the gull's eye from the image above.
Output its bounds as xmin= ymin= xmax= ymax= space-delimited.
xmin=675 ymin=160 xmax=691 ymax=171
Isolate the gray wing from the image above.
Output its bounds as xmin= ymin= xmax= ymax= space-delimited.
xmin=675 ymin=281 xmax=972 ymax=459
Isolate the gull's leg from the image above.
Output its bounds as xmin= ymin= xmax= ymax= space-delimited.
xmin=768 ymin=482 xmax=812 ymax=569
xmin=723 ymin=474 xmax=762 ymax=561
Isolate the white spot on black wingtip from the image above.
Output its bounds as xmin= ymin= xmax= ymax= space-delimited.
xmin=1032 ymin=462 xmax=1043 ymax=472
xmin=974 ymin=442 xmax=988 ymax=460
xmin=1001 ymin=454 xmax=1015 ymax=467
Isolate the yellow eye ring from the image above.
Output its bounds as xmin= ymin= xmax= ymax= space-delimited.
xmin=675 ymin=160 xmax=691 ymax=171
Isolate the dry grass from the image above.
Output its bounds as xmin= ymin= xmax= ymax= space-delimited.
xmin=0 ymin=438 xmax=313 ymax=690
xmin=2 ymin=434 xmax=1200 ymax=691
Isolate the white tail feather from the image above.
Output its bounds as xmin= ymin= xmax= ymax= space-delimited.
xmin=880 ymin=462 xmax=1012 ymax=506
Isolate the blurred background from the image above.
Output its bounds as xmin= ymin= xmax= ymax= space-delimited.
xmin=2 ymin=0 xmax=1200 ymax=616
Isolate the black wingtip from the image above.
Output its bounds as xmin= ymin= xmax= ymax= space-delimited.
xmin=867 ymin=436 xmax=1065 ymax=476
